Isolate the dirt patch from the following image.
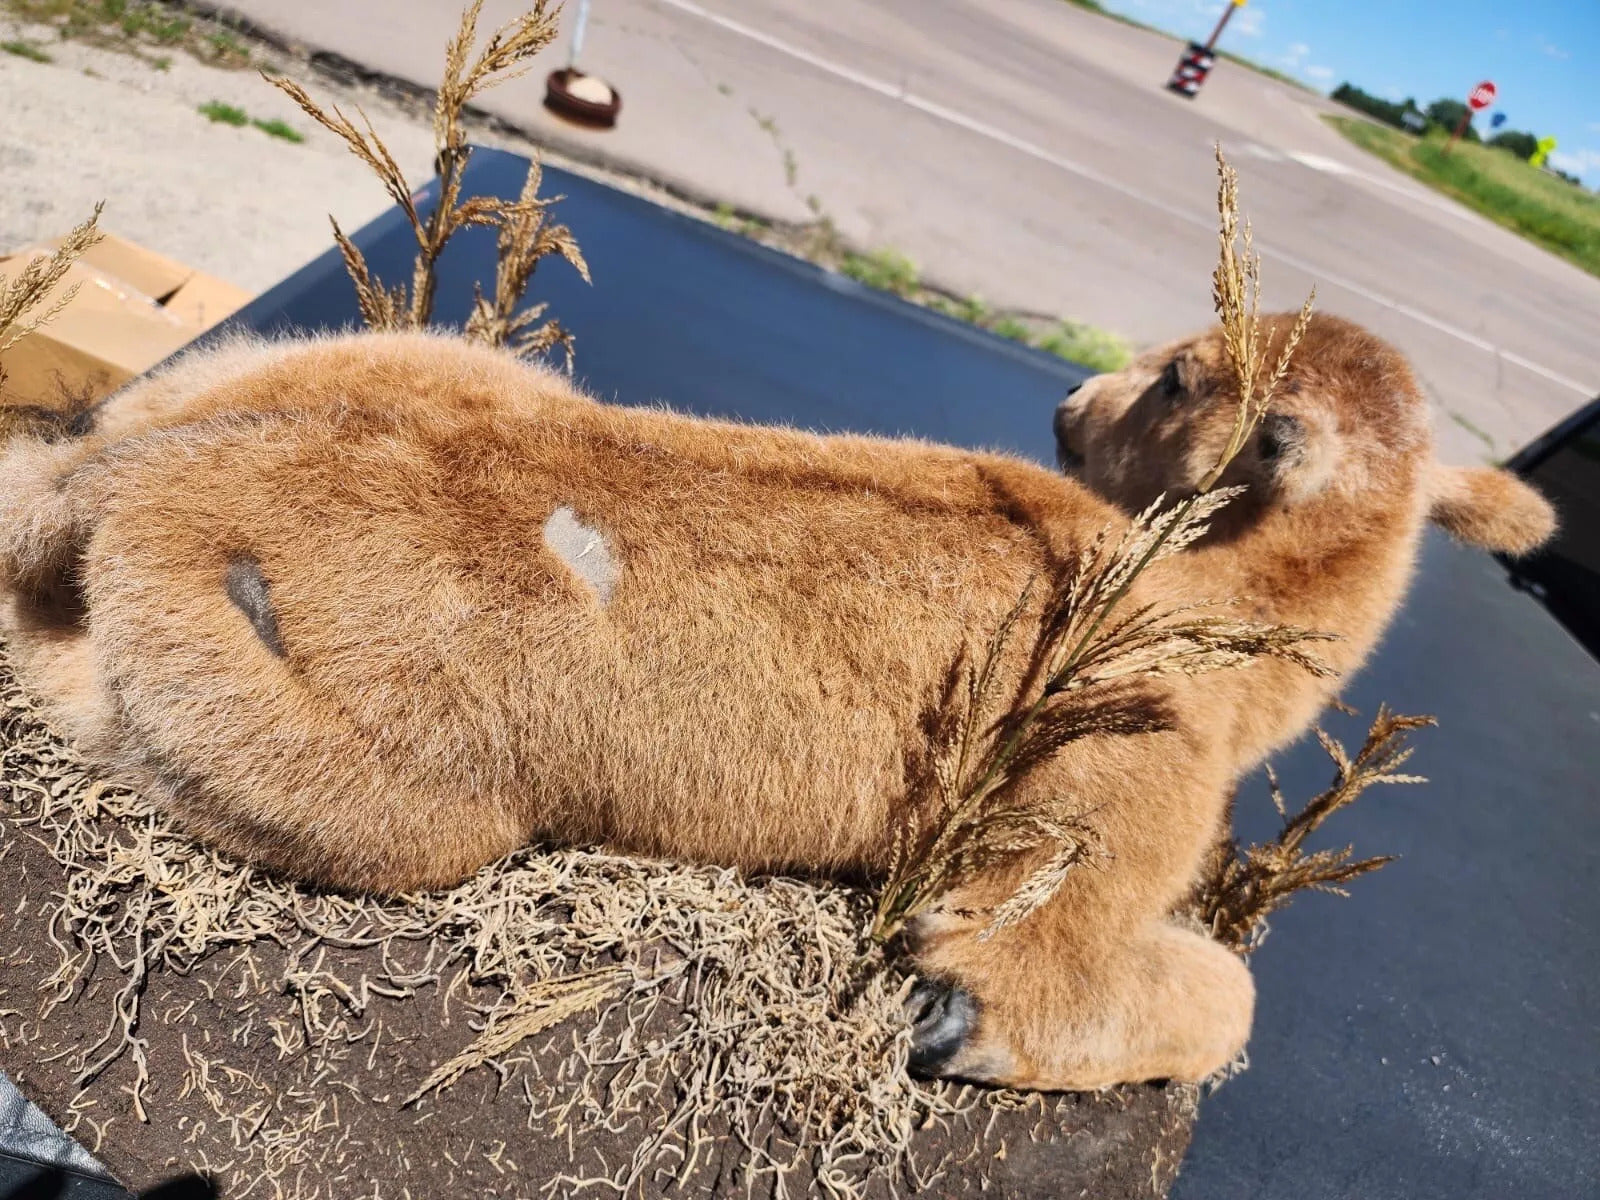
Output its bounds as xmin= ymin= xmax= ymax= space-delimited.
xmin=0 ymin=643 xmax=1197 ymax=1198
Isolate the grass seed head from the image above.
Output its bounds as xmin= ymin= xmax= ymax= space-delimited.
xmin=873 ymin=148 xmax=1332 ymax=945
xmin=1197 ymin=705 xmax=1434 ymax=953
xmin=263 ymin=2 xmax=585 ymax=363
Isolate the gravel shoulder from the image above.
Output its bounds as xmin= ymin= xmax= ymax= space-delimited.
xmin=0 ymin=9 xmax=705 ymax=297
xmin=0 ymin=19 xmax=435 ymax=293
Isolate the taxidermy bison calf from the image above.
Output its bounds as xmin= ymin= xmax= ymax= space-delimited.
xmin=0 ymin=316 xmax=1553 ymax=1091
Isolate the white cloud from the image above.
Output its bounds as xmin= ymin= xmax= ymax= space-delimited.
xmin=1120 ymin=0 xmax=1262 ymax=39
xmin=1281 ymin=41 xmax=1310 ymax=66
xmin=1305 ymin=65 xmax=1335 ymax=82
xmin=1548 ymin=148 xmax=1600 ymax=175
xmin=1537 ymin=38 xmax=1569 ymax=60
xmin=1231 ymin=6 xmax=1265 ymax=37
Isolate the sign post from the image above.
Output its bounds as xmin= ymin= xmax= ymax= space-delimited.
xmin=1446 ymin=80 xmax=1497 ymax=154
xmin=1202 ymin=0 xmax=1248 ymax=52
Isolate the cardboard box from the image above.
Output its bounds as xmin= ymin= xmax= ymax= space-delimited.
xmin=0 ymin=233 xmax=253 ymax=411
xmin=164 ymin=271 xmax=254 ymax=330
xmin=49 ymin=231 xmax=195 ymax=304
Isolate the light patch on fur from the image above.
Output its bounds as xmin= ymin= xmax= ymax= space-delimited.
xmin=542 ymin=506 xmax=619 ymax=603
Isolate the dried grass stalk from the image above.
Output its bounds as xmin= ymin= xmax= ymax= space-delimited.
xmin=872 ymin=496 xmax=1336 ymax=942
xmin=404 ymin=968 xmax=627 ymax=1104
xmin=0 ymin=204 xmax=105 ymax=372
xmin=1201 ymin=144 xmax=1315 ymax=491
xmin=265 ymin=1 xmax=588 ymax=363
xmin=873 ymin=148 xmax=1324 ymax=943
xmin=0 ymin=205 xmax=106 ymax=442
xmin=1199 ymin=705 xmax=1433 ymax=952
xmin=463 ymin=156 xmax=592 ymax=368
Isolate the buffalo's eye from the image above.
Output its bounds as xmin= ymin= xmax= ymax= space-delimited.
xmin=1160 ymin=360 xmax=1183 ymax=399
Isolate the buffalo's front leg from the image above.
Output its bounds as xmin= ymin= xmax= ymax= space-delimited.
xmin=906 ymin=890 xmax=1253 ymax=1091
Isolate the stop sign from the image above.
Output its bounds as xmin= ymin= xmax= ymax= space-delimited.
xmin=1468 ymin=80 xmax=1497 ymax=111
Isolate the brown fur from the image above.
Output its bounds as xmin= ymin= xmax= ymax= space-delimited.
xmin=1424 ymin=460 xmax=1556 ymax=556
xmin=0 ymin=316 xmax=1553 ymax=1091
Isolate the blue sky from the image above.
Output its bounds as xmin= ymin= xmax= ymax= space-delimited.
xmin=1102 ymin=0 xmax=1600 ymax=187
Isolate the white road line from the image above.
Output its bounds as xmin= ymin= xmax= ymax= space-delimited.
xmin=654 ymin=0 xmax=1593 ymax=397
xmin=1288 ymin=150 xmax=1478 ymax=223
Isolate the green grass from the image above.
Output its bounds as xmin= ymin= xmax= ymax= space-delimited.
xmin=198 ymin=99 xmax=248 ymax=126
xmin=1 ymin=37 xmax=51 ymax=60
xmin=1036 ymin=322 xmax=1132 ymax=373
xmin=990 ymin=316 xmax=1032 ymax=343
xmin=2 ymin=0 xmax=250 ymax=67
xmin=1326 ymin=115 xmax=1600 ymax=278
xmin=840 ymin=246 xmax=1131 ymax=371
xmin=929 ymin=294 xmax=987 ymax=324
xmin=196 ymin=100 xmax=305 ymax=144
xmin=118 ymin=3 xmax=188 ymax=43
xmin=206 ymin=28 xmax=244 ymax=58
xmin=251 ymin=116 xmax=304 ymax=143
xmin=840 ymin=248 xmax=920 ymax=299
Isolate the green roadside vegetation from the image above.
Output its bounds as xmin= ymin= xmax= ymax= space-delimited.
xmin=2 ymin=36 xmax=51 ymax=59
xmin=1325 ymin=115 xmax=1600 ymax=279
xmin=839 ymin=248 xmax=1132 ymax=372
xmin=199 ymin=99 xmax=305 ymax=142
xmin=1 ymin=0 xmax=252 ymax=68
xmin=708 ymin=202 xmax=1134 ymax=373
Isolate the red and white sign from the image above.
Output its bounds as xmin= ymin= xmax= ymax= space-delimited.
xmin=1467 ymin=80 xmax=1497 ymax=111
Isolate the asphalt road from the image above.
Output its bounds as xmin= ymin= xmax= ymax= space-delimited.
xmin=215 ymin=0 xmax=1599 ymax=465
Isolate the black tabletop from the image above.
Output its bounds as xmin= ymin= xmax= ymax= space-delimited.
xmin=1176 ymin=530 xmax=1600 ymax=1200
xmin=225 ymin=147 xmax=1088 ymax=460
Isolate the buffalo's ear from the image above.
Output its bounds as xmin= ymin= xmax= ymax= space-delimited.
xmin=1427 ymin=463 xmax=1556 ymax=556
xmin=1257 ymin=410 xmax=1337 ymax=502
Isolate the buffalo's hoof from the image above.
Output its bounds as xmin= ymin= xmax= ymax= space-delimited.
xmin=906 ymin=979 xmax=977 ymax=1077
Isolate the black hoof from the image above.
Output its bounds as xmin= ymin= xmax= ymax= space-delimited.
xmin=906 ymin=979 xmax=977 ymax=1076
